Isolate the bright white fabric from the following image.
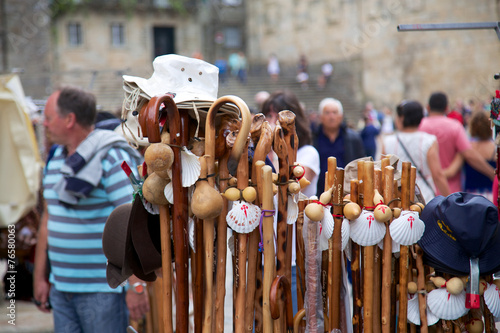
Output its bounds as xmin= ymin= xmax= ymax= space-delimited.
xmin=296 ymin=145 xmax=320 ymax=198
xmin=383 ymin=131 xmax=437 ymax=204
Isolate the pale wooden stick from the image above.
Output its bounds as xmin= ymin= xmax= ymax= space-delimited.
xmin=373 ymin=168 xmax=383 ymax=332
xmin=363 ymin=161 xmax=375 ymax=333
xmin=381 ymin=165 xmax=394 ymax=333
xmin=326 ymin=157 xmax=336 ymax=330
xmin=262 ymin=165 xmax=275 ymax=333
xmin=398 ymin=161 xmax=412 ymax=333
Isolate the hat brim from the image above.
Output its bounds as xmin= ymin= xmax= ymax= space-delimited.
xmin=418 ymin=193 xmax=500 ymax=275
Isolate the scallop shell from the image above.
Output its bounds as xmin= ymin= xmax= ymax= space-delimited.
xmin=484 ymin=283 xmax=500 ymax=317
xmin=287 ymin=194 xmax=299 ymax=225
xmin=141 ymin=198 xmax=160 ymax=215
xmin=407 ymin=294 xmax=440 ymax=326
xmin=164 ymin=182 xmax=174 ymax=204
xmin=390 ymin=210 xmax=425 ymax=245
xmin=188 ymin=217 xmax=195 ymax=253
xmin=426 ymin=288 xmax=469 ymax=320
xmin=349 ymin=210 xmax=386 ymax=246
xmin=180 ymin=148 xmax=201 ymax=188
xmin=226 ymin=201 xmax=261 ymax=234
xmin=319 ymin=207 xmax=334 ymax=251
xmin=341 ymin=217 xmax=350 ymax=251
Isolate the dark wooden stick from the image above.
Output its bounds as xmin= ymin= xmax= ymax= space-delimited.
xmin=350 ymin=179 xmax=362 ymax=333
xmin=193 ymin=216 xmax=204 ymax=333
xmin=373 ymin=168 xmax=383 ymax=333
xmin=331 ymin=168 xmax=344 ymax=330
xmin=415 ymin=245 xmax=428 ymax=332
xmin=159 ymin=205 xmax=173 ymax=333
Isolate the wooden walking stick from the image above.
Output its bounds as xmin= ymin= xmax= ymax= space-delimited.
xmin=205 ymin=96 xmax=251 ymax=333
xmin=350 ymin=179 xmax=363 ymax=333
xmin=214 ymin=118 xmax=239 ymax=333
xmin=159 ymin=205 xmax=174 ymax=333
xmin=278 ymin=111 xmax=298 ymax=289
xmin=331 ymin=167 xmax=344 ymax=330
xmin=325 ymin=157 xmax=336 ymax=329
xmin=141 ymin=94 xmax=190 ymax=332
xmin=398 ymin=161 xmax=412 ymax=333
xmin=363 ymin=160 xmax=375 ymax=333
xmin=246 ymin=120 xmax=274 ymax=332
xmin=381 ymin=164 xmax=394 ymax=333
xmin=295 ymin=199 xmax=307 ymax=327
xmin=414 ymin=245 xmax=428 ymax=332
xmin=273 ymin=122 xmax=289 ymax=328
xmin=261 ymin=164 xmax=276 ymax=333
xmin=373 ymin=168 xmax=383 ymax=332
xmin=235 ymin=146 xmax=250 ymax=333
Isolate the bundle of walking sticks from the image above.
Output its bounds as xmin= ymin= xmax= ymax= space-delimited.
xmin=133 ymin=94 xmax=499 ymax=333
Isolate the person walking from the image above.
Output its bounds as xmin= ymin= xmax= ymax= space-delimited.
xmin=33 ymin=86 xmax=147 ymax=332
xmin=419 ymin=92 xmax=495 ymax=194
xmin=314 ymin=97 xmax=365 ymax=195
xmin=382 ymin=100 xmax=450 ymax=204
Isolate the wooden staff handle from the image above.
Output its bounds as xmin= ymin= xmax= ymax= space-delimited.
xmin=381 ymin=165 xmax=394 ymax=333
xmin=262 ymin=165 xmax=275 ymax=333
xmin=398 ymin=161 xmax=412 ymax=333
xmin=363 ymin=161 xmax=375 ymax=333
xmin=270 ymin=275 xmax=294 ymax=331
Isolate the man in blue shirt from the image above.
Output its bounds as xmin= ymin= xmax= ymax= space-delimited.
xmin=33 ymin=87 xmax=147 ymax=332
xmin=314 ymin=98 xmax=365 ymax=195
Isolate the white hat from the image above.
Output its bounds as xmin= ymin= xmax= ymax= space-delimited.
xmin=120 ymin=54 xmax=239 ymax=146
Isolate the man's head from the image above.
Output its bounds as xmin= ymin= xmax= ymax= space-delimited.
xmin=43 ymin=86 xmax=96 ymax=145
xmin=428 ymin=92 xmax=448 ymax=113
xmin=319 ymin=97 xmax=343 ymax=131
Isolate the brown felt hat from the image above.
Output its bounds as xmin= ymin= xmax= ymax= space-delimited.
xmin=103 ymin=196 xmax=161 ymax=288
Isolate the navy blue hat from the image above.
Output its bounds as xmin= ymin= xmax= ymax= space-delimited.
xmin=418 ymin=192 xmax=500 ymax=276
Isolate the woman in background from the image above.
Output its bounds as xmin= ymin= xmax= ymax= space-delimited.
xmin=382 ymin=100 xmax=450 ymax=204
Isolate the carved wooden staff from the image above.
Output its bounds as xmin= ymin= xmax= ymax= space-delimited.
xmin=279 ymin=111 xmax=297 ymax=290
xmin=331 ymin=166 xmax=344 ymax=330
xmin=351 ymin=179 xmax=362 ymax=333
xmin=235 ymin=146 xmax=250 ymax=333
xmin=141 ymin=94 xmax=190 ymax=332
xmin=373 ymin=168 xmax=383 ymax=332
xmin=398 ymin=161 xmax=412 ymax=333
xmin=206 ymin=96 xmax=251 ymax=333
xmin=246 ymin=119 xmax=273 ymax=332
xmin=381 ymin=163 xmax=394 ymax=333
xmin=261 ymin=164 xmax=276 ymax=333
xmin=414 ymin=245 xmax=428 ymax=332
xmin=325 ymin=157 xmax=336 ymax=328
xmin=273 ymin=122 xmax=289 ymax=329
xmin=363 ymin=160 xmax=375 ymax=333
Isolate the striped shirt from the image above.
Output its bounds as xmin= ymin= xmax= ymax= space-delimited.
xmin=43 ymin=144 xmax=139 ymax=293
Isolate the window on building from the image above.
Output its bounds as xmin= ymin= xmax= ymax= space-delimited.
xmin=68 ymin=22 xmax=82 ymax=46
xmin=224 ymin=27 xmax=241 ymax=48
xmin=222 ymin=0 xmax=242 ymax=5
xmin=111 ymin=23 xmax=125 ymax=46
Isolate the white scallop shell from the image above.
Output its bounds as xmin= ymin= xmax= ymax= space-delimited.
xmin=390 ymin=210 xmax=425 ymax=246
xmin=188 ymin=217 xmax=195 ymax=253
xmin=181 ymin=148 xmax=201 ymax=188
xmin=287 ymin=194 xmax=299 ymax=225
xmin=341 ymin=217 xmax=350 ymax=251
xmin=226 ymin=201 xmax=261 ymax=234
xmin=318 ymin=207 xmax=334 ymax=251
xmin=407 ymin=293 xmax=440 ymax=326
xmin=484 ymin=283 xmax=500 ymax=317
xmin=427 ymin=288 xmax=469 ymax=320
xmin=377 ymin=235 xmax=400 ymax=253
xmin=164 ymin=182 xmax=174 ymax=204
xmin=349 ymin=210 xmax=386 ymax=246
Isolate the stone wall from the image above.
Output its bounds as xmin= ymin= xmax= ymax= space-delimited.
xmin=247 ymin=0 xmax=500 ymax=109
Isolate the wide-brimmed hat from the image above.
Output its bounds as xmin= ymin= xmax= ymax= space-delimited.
xmin=103 ymin=196 xmax=161 ymax=288
xmin=120 ymin=54 xmax=239 ymax=146
xmin=418 ymin=192 xmax=500 ymax=276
